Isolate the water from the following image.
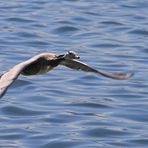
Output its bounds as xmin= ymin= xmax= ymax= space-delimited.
xmin=0 ymin=0 xmax=148 ymax=147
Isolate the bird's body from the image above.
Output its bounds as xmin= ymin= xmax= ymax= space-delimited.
xmin=0 ymin=51 xmax=134 ymax=98
xmin=21 ymin=53 xmax=57 ymax=75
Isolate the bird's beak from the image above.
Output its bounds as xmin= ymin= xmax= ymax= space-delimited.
xmin=75 ymin=56 xmax=80 ymax=59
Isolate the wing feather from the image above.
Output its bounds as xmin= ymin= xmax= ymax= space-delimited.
xmin=0 ymin=53 xmax=47 ymax=98
xmin=61 ymin=59 xmax=134 ymax=80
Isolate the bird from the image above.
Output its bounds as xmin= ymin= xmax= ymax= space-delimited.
xmin=0 ymin=51 xmax=134 ymax=98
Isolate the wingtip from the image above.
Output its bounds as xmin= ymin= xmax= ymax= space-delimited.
xmin=126 ymin=72 xmax=134 ymax=79
xmin=115 ymin=72 xmax=134 ymax=80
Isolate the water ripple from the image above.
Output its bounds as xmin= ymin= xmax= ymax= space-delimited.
xmin=0 ymin=0 xmax=148 ymax=147
xmin=52 ymin=26 xmax=79 ymax=35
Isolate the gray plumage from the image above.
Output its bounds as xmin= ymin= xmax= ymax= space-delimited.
xmin=0 ymin=51 xmax=134 ymax=98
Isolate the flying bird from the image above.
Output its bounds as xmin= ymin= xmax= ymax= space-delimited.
xmin=0 ymin=51 xmax=133 ymax=98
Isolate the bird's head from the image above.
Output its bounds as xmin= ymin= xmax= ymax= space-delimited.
xmin=65 ymin=51 xmax=80 ymax=60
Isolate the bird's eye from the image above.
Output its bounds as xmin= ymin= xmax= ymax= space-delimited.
xmin=68 ymin=51 xmax=73 ymax=55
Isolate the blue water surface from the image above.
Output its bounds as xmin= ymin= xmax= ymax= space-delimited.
xmin=0 ymin=0 xmax=148 ymax=147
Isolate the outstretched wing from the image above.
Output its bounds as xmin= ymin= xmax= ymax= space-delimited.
xmin=61 ymin=59 xmax=134 ymax=80
xmin=0 ymin=53 xmax=48 ymax=98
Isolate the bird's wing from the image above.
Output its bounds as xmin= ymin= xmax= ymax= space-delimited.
xmin=61 ymin=59 xmax=134 ymax=80
xmin=0 ymin=53 xmax=47 ymax=98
